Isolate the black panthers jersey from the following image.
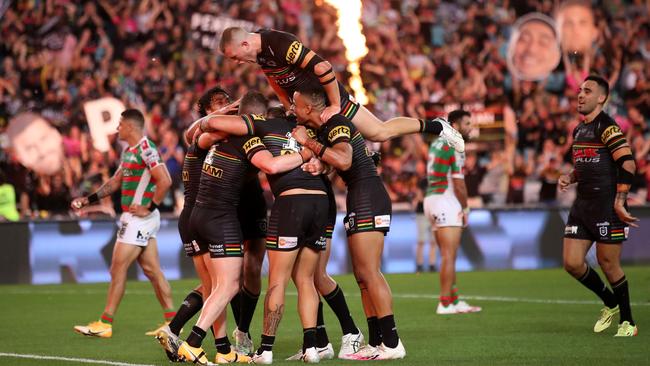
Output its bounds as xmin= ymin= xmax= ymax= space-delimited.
xmin=195 ymin=136 xmax=254 ymax=209
xmin=242 ymin=114 xmax=327 ymax=196
xmin=317 ymin=114 xmax=378 ymax=186
xmin=182 ymin=142 xmax=207 ymax=208
xmin=572 ymin=111 xmax=627 ymax=199
xmin=256 ymin=29 xmax=348 ymax=101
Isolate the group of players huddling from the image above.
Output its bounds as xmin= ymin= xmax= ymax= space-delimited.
xmin=70 ymin=26 xmax=639 ymax=366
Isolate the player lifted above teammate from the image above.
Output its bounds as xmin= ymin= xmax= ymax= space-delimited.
xmin=560 ymin=75 xmax=638 ymax=337
xmin=219 ymin=27 xmax=464 ymax=152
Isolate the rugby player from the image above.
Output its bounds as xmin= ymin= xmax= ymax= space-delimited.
xmin=72 ymin=109 xmax=174 ymax=338
xmin=424 ymin=109 xmax=481 ymax=315
xmin=291 ymin=87 xmax=405 ymax=360
xmin=198 ymin=94 xmax=365 ymax=361
xmin=176 ymin=93 xmax=317 ymax=364
xmin=218 ymin=27 xmax=464 ymax=152
xmin=156 ymin=87 xmax=259 ymax=362
xmin=560 ymin=75 xmax=638 ymax=337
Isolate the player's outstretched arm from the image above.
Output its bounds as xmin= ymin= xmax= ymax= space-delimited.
xmin=71 ymin=168 xmax=123 ymax=210
xmin=199 ymin=115 xmax=250 ymax=136
xmin=184 ymin=99 xmax=241 ymax=145
xmin=250 ymin=148 xmax=313 ymax=175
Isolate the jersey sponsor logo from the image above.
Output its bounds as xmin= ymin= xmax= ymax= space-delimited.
xmin=285 ymin=41 xmax=303 ymax=64
xmin=328 ymin=126 xmax=351 ymax=142
xmin=142 ymin=147 xmax=160 ymax=167
xmin=136 ymin=230 xmax=150 ymax=243
xmin=344 ymin=212 xmax=356 ymax=231
xmin=601 ymin=125 xmax=623 ymax=143
xmin=306 ymin=129 xmax=317 ymax=139
xmin=282 ymin=132 xmax=301 ymax=155
xmin=202 ymin=163 xmax=223 ymax=178
xmin=243 ymin=137 xmax=264 ymax=154
xmin=278 ymin=236 xmax=298 ymax=249
xmin=624 ymin=227 xmax=629 ymax=238
xmin=274 ymin=73 xmax=297 ymax=85
xmin=192 ymin=240 xmax=200 ymax=253
xmin=573 ymin=148 xmax=600 ymax=163
xmin=315 ymin=236 xmax=326 ymax=250
xmin=182 ymin=170 xmax=189 ymax=182
xmin=433 ymin=212 xmax=447 ymax=225
xmin=564 ymin=225 xmax=578 ymax=235
xmin=118 ymin=221 xmax=128 ymax=238
xmin=250 ymin=114 xmax=266 ymax=121
xmin=209 ymin=243 xmax=225 ymax=256
xmin=374 ymin=215 xmax=391 ymax=228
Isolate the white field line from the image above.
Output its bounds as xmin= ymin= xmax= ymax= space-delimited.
xmin=1 ymin=288 xmax=648 ymax=306
xmin=0 ymin=352 xmax=158 ymax=366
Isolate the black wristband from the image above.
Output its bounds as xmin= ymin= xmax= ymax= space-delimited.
xmin=149 ymin=202 xmax=160 ymax=211
xmin=87 ymin=193 xmax=99 ymax=204
xmin=617 ymin=167 xmax=634 ymax=185
xmin=317 ymin=144 xmax=327 ymax=158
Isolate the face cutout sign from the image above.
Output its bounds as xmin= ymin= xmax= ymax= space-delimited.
xmin=507 ymin=13 xmax=561 ymax=81
xmin=6 ymin=113 xmax=64 ymax=175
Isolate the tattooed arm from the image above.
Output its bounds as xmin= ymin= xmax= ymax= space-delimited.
xmin=71 ymin=168 xmax=123 ymax=209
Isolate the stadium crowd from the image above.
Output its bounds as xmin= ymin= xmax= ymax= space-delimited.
xmin=0 ymin=0 xmax=649 ymax=220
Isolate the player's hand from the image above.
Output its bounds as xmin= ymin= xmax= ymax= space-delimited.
xmin=302 ymin=157 xmax=324 ymax=176
xmin=217 ymin=98 xmax=241 ymax=115
xmin=459 ymin=208 xmax=469 ymax=228
xmin=558 ymin=174 xmax=574 ymax=192
xmin=614 ymin=196 xmax=639 ymax=228
xmin=291 ymin=125 xmax=309 ymax=145
xmin=320 ymin=105 xmax=340 ymax=122
xmin=129 ymin=204 xmax=151 ymax=217
xmin=71 ymin=197 xmax=89 ymax=210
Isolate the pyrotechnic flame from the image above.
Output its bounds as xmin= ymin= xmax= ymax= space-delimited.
xmin=322 ymin=0 xmax=368 ymax=105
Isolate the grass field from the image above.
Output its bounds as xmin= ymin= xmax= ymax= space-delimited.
xmin=0 ymin=267 xmax=648 ymax=366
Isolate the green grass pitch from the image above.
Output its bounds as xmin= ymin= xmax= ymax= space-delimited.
xmin=0 ymin=267 xmax=648 ymax=366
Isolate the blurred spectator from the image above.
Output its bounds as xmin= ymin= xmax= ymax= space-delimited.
xmin=0 ymin=171 xmax=20 ymax=221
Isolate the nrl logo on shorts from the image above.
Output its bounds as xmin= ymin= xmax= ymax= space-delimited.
xmin=596 ymin=221 xmax=610 ymax=237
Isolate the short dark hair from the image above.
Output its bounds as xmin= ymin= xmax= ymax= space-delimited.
xmin=447 ymin=109 xmax=470 ymax=125
xmin=267 ymin=106 xmax=287 ymax=119
xmin=239 ymin=90 xmax=268 ymax=115
xmin=121 ymin=109 xmax=145 ymax=129
xmin=197 ymin=87 xmax=231 ymax=117
xmin=296 ymin=85 xmax=327 ymax=110
xmin=584 ymin=75 xmax=609 ymax=101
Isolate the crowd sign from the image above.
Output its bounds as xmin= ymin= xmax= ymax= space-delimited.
xmin=190 ymin=13 xmax=255 ymax=50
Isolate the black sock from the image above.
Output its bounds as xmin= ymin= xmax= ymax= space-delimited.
xmin=169 ymin=290 xmax=203 ymax=336
xmin=186 ymin=326 xmax=207 ymax=348
xmin=577 ymin=266 xmax=617 ymax=308
xmin=611 ymin=276 xmax=635 ymax=325
xmin=378 ymin=315 xmax=399 ymax=348
xmin=419 ymin=119 xmax=443 ymax=134
xmin=315 ymin=301 xmax=329 ymax=348
xmin=230 ymin=291 xmax=242 ymax=328
xmin=238 ymin=286 xmax=260 ymax=334
xmin=259 ymin=334 xmax=275 ymax=353
xmin=302 ymin=327 xmax=317 ymax=353
xmin=366 ymin=317 xmax=381 ymax=347
xmin=215 ymin=336 xmax=232 ymax=354
xmin=323 ymin=285 xmax=358 ymax=335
